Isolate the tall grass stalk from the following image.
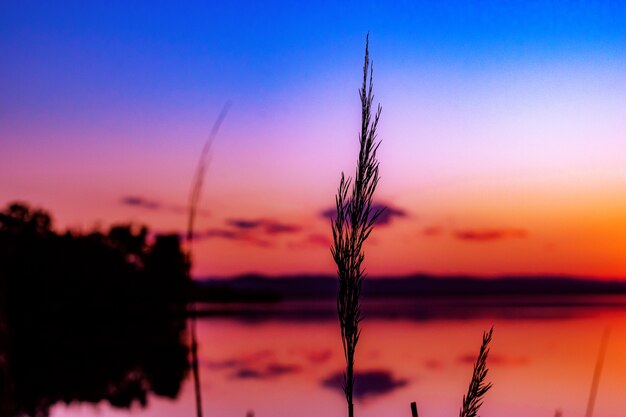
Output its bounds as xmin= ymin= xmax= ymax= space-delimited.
xmin=459 ymin=327 xmax=493 ymax=417
xmin=186 ymin=102 xmax=231 ymax=417
xmin=331 ymin=34 xmax=382 ymax=417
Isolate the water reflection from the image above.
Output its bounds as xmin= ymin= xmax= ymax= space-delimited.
xmin=195 ymin=295 xmax=626 ymax=322
xmin=3 ymin=298 xmax=626 ymax=417
xmin=0 ymin=300 xmax=189 ymax=417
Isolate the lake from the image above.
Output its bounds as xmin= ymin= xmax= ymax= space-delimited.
xmin=48 ymin=297 xmax=626 ymax=417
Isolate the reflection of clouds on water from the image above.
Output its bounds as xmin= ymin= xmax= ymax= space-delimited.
xmin=321 ymin=369 xmax=409 ymax=399
xmin=424 ymin=359 xmax=445 ymax=371
xmin=202 ymin=359 xmax=242 ymax=370
xmin=203 ymin=350 xmax=275 ymax=370
xmin=232 ymin=363 xmax=302 ymax=380
xmin=302 ymin=349 xmax=333 ymax=364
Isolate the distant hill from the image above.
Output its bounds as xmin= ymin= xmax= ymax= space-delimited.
xmin=192 ymin=273 xmax=626 ymax=303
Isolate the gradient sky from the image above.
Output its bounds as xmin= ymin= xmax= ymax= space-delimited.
xmin=2 ymin=0 xmax=626 ymax=278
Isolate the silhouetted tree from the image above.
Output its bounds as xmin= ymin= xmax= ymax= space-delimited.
xmin=0 ymin=202 xmax=191 ymax=417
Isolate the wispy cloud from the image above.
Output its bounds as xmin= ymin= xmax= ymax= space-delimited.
xmin=320 ymin=202 xmax=408 ymax=227
xmin=204 ymin=228 xmax=241 ymax=239
xmin=454 ymin=228 xmax=528 ymax=242
xmin=175 ymin=217 xmax=303 ymax=247
xmin=227 ymin=219 xmax=262 ymax=229
xmin=227 ymin=218 xmax=303 ymax=235
xmin=121 ymin=196 xmax=161 ymax=210
xmin=120 ymin=195 xmax=210 ymax=217
xmin=203 ymin=351 xmax=301 ymax=380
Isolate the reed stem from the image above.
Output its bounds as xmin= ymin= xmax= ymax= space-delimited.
xmin=331 ymin=34 xmax=382 ymax=417
xmin=186 ymin=102 xmax=231 ymax=417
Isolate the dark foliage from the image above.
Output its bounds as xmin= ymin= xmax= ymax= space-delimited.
xmin=0 ymin=202 xmax=190 ymax=417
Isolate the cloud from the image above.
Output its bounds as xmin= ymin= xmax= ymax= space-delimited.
xmin=202 ymin=359 xmax=242 ymax=370
xmin=120 ymin=195 xmax=210 ymax=217
xmin=227 ymin=218 xmax=302 ymax=235
xmin=204 ymin=228 xmax=243 ymax=240
xmin=204 ymin=350 xmax=276 ymax=372
xmin=183 ymin=218 xmax=303 ymax=247
xmin=231 ymin=362 xmax=302 ymax=380
xmin=454 ymin=228 xmax=527 ymax=242
xmin=322 ymin=369 xmax=409 ymax=399
xmin=121 ymin=196 xmax=161 ymax=210
xmin=159 ymin=216 xmax=302 ymax=247
xmin=320 ymin=202 xmax=408 ymax=227
xmin=202 ymin=228 xmax=272 ymax=247
xmin=227 ymin=219 xmax=262 ymax=229
xmin=264 ymin=222 xmax=302 ymax=235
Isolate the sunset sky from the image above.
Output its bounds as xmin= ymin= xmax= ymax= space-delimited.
xmin=2 ymin=1 xmax=626 ymax=278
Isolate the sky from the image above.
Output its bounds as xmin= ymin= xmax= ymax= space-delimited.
xmin=2 ymin=0 xmax=626 ymax=278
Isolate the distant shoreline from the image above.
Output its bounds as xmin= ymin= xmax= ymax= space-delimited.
xmin=192 ymin=274 xmax=626 ymax=304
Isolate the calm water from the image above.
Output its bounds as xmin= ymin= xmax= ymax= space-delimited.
xmin=51 ymin=297 xmax=626 ymax=417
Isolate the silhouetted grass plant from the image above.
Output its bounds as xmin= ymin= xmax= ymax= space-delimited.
xmin=332 ymin=34 xmax=497 ymax=417
xmin=331 ymin=34 xmax=383 ymax=417
xmin=459 ymin=327 xmax=493 ymax=417
xmin=186 ymin=102 xmax=231 ymax=417
xmin=410 ymin=328 xmax=493 ymax=417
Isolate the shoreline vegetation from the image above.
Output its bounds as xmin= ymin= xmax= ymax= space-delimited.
xmin=192 ymin=274 xmax=626 ymax=303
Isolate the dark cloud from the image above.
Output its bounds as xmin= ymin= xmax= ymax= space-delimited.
xmin=233 ymin=368 xmax=263 ymax=379
xmin=454 ymin=228 xmax=527 ymax=242
xmin=321 ymin=202 xmax=408 ymax=227
xmin=227 ymin=219 xmax=262 ymax=229
xmin=264 ymin=222 xmax=302 ymax=235
xmin=231 ymin=362 xmax=301 ymax=380
xmin=322 ymin=369 xmax=409 ymax=399
xmin=375 ymin=204 xmax=409 ymax=226
xmin=458 ymin=354 xmax=529 ymax=367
